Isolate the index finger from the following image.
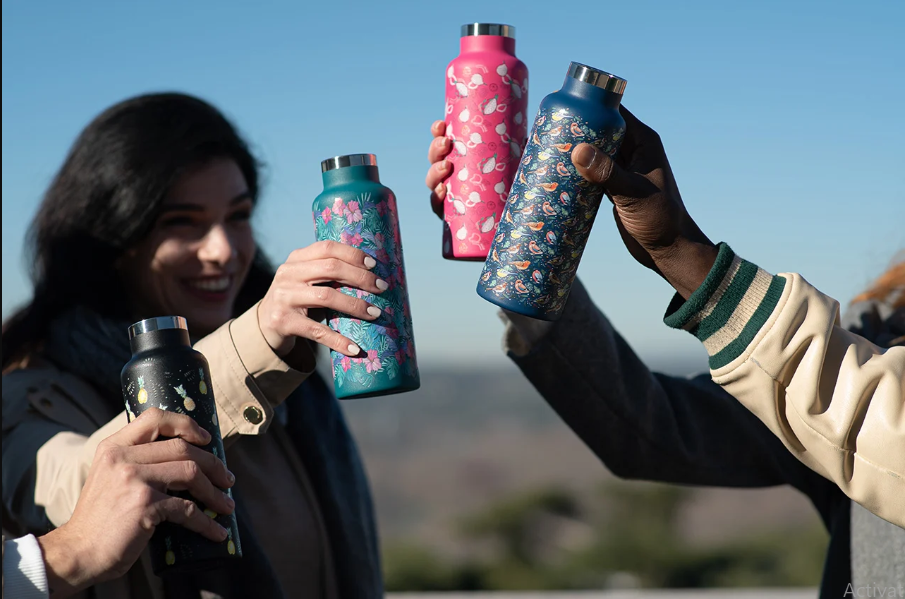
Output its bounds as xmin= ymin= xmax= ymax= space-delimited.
xmin=110 ymin=408 xmax=211 ymax=448
xmin=287 ymin=240 xmax=377 ymax=270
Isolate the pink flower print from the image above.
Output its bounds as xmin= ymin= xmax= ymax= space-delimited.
xmin=332 ymin=197 xmax=345 ymax=216
xmin=386 ymin=326 xmax=399 ymax=340
xmin=377 ymin=248 xmax=389 ymax=264
xmin=340 ymin=356 xmax=352 ymax=372
xmin=340 ymin=231 xmax=363 ymax=247
xmin=374 ymin=232 xmax=386 ymax=248
xmin=364 ymin=350 xmax=382 ymax=373
xmin=376 ymin=201 xmax=388 ymax=216
xmin=321 ymin=207 xmax=332 ymax=224
xmin=345 ymin=201 xmax=363 ymax=223
xmin=384 ymin=305 xmax=395 ymax=316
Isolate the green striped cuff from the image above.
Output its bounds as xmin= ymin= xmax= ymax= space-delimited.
xmin=664 ymin=242 xmax=786 ymax=370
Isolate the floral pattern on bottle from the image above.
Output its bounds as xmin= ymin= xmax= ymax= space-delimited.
xmin=479 ymin=106 xmax=624 ymax=318
xmin=313 ymin=192 xmax=419 ymax=392
xmin=444 ymin=60 xmax=528 ymax=259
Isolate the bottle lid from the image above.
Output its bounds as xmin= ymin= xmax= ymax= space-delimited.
xmin=460 ymin=23 xmax=515 ymax=38
xmin=320 ymin=154 xmax=378 ymax=173
xmin=567 ymin=62 xmax=627 ymax=94
xmin=128 ymin=316 xmax=188 ymax=340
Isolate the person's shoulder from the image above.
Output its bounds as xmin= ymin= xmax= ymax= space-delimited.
xmin=842 ymin=297 xmax=905 ymax=347
xmin=2 ymin=361 xmax=107 ymax=434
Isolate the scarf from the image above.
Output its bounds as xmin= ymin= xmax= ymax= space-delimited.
xmin=43 ymin=306 xmax=382 ymax=598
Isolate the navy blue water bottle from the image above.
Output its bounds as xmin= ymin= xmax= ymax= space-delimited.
xmin=477 ymin=62 xmax=627 ymax=320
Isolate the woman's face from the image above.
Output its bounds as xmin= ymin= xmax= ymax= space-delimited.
xmin=118 ymin=158 xmax=256 ymax=337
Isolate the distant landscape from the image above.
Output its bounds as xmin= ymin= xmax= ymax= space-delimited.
xmin=338 ymin=364 xmax=828 ymax=591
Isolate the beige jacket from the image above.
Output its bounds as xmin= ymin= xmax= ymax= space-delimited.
xmin=662 ymin=245 xmax=905 ymax=527
xmin=1 ymin=306 xmax=325 ymax=598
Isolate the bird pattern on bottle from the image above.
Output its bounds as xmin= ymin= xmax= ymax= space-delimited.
xmin=479 ymin=106 xmax=624 ymax=318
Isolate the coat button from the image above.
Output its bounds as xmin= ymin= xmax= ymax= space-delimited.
xmin=243 ymin=405 xmax=263 ymax=425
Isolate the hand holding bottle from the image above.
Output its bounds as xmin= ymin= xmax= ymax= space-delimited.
xmin=36 ymin=408 xmax=234 ymax=597
xmin=257 ymin=240 xmax=389 ymax=359
xmin=570 ymin=106 xmax=717 ymax=299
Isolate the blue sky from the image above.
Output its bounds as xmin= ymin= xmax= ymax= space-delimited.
xmin=3 ymin=0 xmax=903 ymax=370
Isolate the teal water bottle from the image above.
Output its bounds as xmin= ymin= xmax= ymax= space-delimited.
xmin=312 ymin=154 xmax=421 ymax=399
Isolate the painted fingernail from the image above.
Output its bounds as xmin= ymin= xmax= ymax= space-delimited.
xmin=363 ymin=256 xmax=377 ymax=269
xmin=572 ymin=144 xmax=597 ymax=168
xmin=226 ymin=470 xmax=235 ymax=485
xmin=439 ymin=159 xmax=450 ymax=170
xmin=435 ymin=183 xmax=446 ymax=195
xmin=204 ymin=508 xmax=219 ymax=519
xmin=376 ymin=279 xmax=389 ymax=291
xmin=367 ymin=306 xmax=382 ymax=318
xmin=436 ymin=137 xmax=448 ymax=148
xmin=348 ymin=343 xmax=361 ymax=355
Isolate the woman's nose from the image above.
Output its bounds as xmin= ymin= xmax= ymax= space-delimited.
xmin=198 ymin=225 xmax=236 ymax=265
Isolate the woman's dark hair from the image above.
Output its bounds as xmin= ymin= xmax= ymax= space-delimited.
xmin=2 ymin=92 xmax=274 ymax=370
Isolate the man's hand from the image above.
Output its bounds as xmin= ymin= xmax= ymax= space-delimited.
xmin=36 ymin=408 xmax=235 ymax=597
xmin=570 ymin=106 xmax=718 ymax=299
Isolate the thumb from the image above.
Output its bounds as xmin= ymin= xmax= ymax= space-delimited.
xmin=571 ymin=143 xmax=635 ymax=196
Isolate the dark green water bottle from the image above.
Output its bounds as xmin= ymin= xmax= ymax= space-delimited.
xmin=120 ymin=316 xmax=241 ymax=575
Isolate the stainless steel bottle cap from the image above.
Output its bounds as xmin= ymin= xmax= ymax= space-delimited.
xmin=320 ymin=154 xmax=378 ymax=173
xmin=567 ymin=62 xmax=627 ymax=94
xmin=128 ymin=316 xmax=189 ymax=340
xmin=461 ymin=23 xmax=515 ymax=38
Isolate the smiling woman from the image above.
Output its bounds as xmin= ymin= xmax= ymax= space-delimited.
xmin=1 ymin=93 xmax=384 ymax=598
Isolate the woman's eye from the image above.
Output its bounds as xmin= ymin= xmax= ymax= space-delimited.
xmin=160 ymin=216 xmax=197 ymax=228
xmin=229 ymin=210 xmax=252 ymax=222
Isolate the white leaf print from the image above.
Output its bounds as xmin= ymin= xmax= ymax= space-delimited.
xmin=457 ymin=167 xmax=469 ymax=181
xmin=494 ymin=181 xmax=506 ymax=194
xmin=514 ymin=112 xmax=523 ymax=125
xmin=511 ymin=83 xmax=522 ymax=99
xmin=447 ymin=66 xmax=454 ymax=78
xmin=469 ymin=132 xmax=483 ymax=144
xmin=454 ymin=200 xmax=466 ymax=214
xmin=469 ymin=192 xmax=481 ymax=204
xmin=483 ymin=97 xmax=497 ymax=114
xmin=456 ymin=225 xmax=468 ymax=240
xmin=495 ymin=123 xmax=507 ymax=135
xmin=471 ymin=74 xmax=484 ymax=86
xmin=482 ymin=155 xmax=496 ymax=173
xmin=458 ymin=108 xmax=470 ymax=122
xmin=455 ymin=82 xmax=469 ymax=97
xmin=454 ymin=140 xmax=467 ymax=155
xmin=510 ymin=141 xmax=521 ymax=158
xmin=497 ymin=64 xmax=508 ymax=76
xmin=480 ymin=214 xmax=496 ymax=233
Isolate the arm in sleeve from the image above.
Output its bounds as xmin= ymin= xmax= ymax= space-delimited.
xmin=194 ymin=301 xmax=315 ymax=447
xmin=2 ymin=302 xmax=315 ymax=532
xmin=663 ymin=242 xmax=905 ymax=527
xmin=502 ymin=279 xmax=837 ymax=513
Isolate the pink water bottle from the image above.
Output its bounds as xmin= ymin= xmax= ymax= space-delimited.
xmin=443 ymin=23 xmax=528 ymax=261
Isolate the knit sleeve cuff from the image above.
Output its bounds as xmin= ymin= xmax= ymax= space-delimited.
xmin=664 ymin=242 xmax=786 ymax=370
xmin=3 ymin=534 xmax=49 ymax=599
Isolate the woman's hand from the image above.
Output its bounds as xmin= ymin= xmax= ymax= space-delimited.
xmin=257 ymin=240 xmax=388 ymax=357
xmin=425 ymin=120 xmax=453 ymax=220
xmin=568 ymin=106 xmax=718 ymax=299
xmin=37 ymin=408 xmax=236 ymax=597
